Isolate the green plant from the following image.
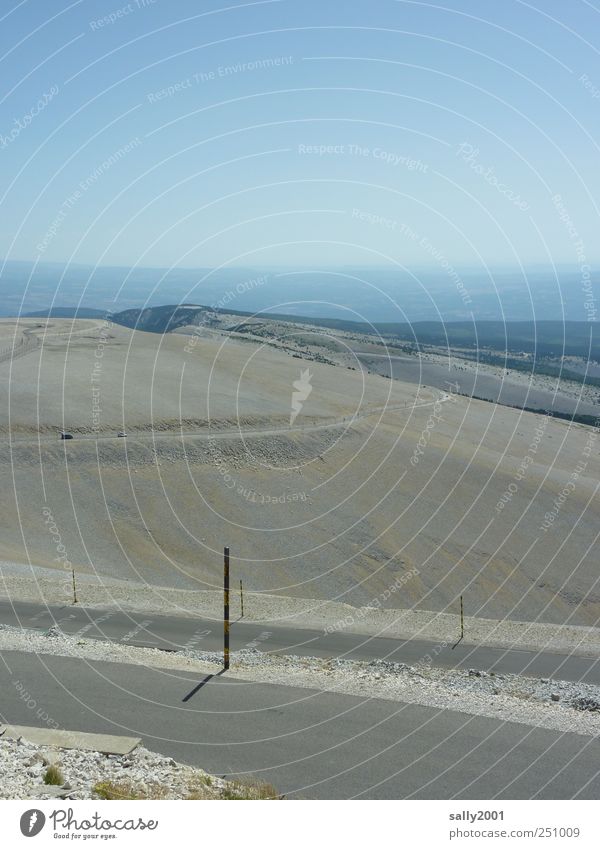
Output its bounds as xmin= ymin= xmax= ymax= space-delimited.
xmin=92 ymin=775 xmax=281 ymax=801
xmin=220 ymin=779 xmax=280 ymax=800
xmin=184 ymin=774 xmax=215 ymax=799
xmin=184 ymin=786 xmax=213 ymax=800
xmin=93 ymin=781 xmax=170 ymax=800
xmin=43 ymin=764 xmax=64 ymax=786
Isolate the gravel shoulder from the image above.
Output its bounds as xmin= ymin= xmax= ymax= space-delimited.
xmin=0 ymin=736 xmax=276 ymax=800
xmin=2 ymin=624 xmax=600 ymax=740
xmin=2 ymin=565 xmax=600 ymax=656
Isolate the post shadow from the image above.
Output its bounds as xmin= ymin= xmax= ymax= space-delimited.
xmin=182 ymin=668 xmax=226 ymax=702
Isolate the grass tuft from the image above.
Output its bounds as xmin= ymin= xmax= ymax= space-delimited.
xmin=93 ymin=775 xmax=280 ymax=800
xmin=93 ymin=781 xmax=170 ymax=800
xmin=43 ymin=764 xmax=64 ymax=786
xmin=220 ymin=778 xmax=280 ymax=800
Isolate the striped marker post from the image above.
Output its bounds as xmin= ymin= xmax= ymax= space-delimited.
xmin=224 ymin=547 xmax=230 ymax=670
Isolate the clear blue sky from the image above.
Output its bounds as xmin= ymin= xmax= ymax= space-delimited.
xmin=1 ymin=0 xmax=599 ymax=271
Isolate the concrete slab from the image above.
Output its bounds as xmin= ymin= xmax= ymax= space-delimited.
xmin=0 ymin=724 xmax=140 ymax=754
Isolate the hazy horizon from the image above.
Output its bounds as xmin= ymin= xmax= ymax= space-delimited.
xmin=1 ymin=0 xmax=600 ymax=273
xmin=0 ymin=258 xmax=594 ymax=324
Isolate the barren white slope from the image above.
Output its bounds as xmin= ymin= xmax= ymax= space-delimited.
xmin=0 ymin=318 xmax=598 ymax=627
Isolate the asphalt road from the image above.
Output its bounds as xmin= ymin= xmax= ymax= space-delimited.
xmin=1 ymin=650 xmax=599 ymax=799
xmin=2 ymin=396 xmax=446 ymax=446
xmin=1 ymin=600 xmax=599 ymax=684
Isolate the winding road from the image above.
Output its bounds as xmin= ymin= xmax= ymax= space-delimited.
xmin=1 ymin=600 xmax=598 ymax=684
xmin=1 ymin=649 xmax=599 ymax=798
xmin=2 ymin=392 xmax=451 ymax=447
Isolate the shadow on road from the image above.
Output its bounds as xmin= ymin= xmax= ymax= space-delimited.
xmin=182 ymin=668 xmax=227 ymax=702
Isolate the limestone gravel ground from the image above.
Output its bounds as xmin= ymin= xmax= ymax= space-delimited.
xmin=0 ymin=736 xmax=276 ymax=800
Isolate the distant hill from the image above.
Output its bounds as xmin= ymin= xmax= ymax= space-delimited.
xmin=21 ymin=304 xmax=599 ymax=360
xmin=106 ymin=304 xmax=600 ymax=361
xmin=111 ymin=304 xmax=212 ymax=333
xmin=24 ymin=307 xmax=109 ymax=319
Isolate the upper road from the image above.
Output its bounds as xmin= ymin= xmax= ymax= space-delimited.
xmin=1 ymin=393 xmax=448 ymax=446
xmin=1 ymin=599 xmax=598 ymax=684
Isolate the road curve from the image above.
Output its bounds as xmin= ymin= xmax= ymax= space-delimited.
xmin=2 ymin=393 xmax=451 ymax=447
xmin=1 ymin=649 xmax=599 ymax=799
xmin=1 ymin=600 xmax=598 ymax=684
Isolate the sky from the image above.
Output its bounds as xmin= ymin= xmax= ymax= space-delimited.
xmin=1 ymin=0 xmax=600 ymax=275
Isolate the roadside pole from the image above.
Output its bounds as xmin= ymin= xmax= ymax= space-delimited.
xmin=72 ymin=568 xmax=77 ymax=605
xmin=452 ymin=593 xmax=464 ymax=649
xmin=224 ymin=547 xmax=230 ymax=670
xmin=240 ymin=579 xmax=244 ymax=618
